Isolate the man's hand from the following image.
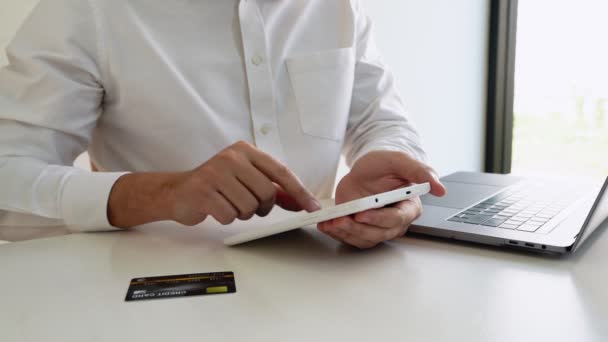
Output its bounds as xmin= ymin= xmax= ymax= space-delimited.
xmin=318 ymin=151 xmax=447 ymax=249
xmin=108 ymin=141 xmax=321 ymax=228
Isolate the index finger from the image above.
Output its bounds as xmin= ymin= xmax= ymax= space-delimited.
xmin=245 ymin=147 xmax=321 ymax=212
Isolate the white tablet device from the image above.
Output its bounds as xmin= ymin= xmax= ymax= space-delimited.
xmin=224 ymin=182 xmax=431 ymax=246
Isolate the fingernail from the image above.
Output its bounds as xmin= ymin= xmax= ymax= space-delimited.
xmin=307 ymin=199 xmax=322 ymax=212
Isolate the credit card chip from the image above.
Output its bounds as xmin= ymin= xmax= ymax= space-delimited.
xmin=206 ymin=286 xmax=229 ymax=294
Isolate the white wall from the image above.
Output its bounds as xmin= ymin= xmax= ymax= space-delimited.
xmin=1 ymin=1 xmax=489 ymax=176
xmin=363 ymin=0 xmax=489 ymax=175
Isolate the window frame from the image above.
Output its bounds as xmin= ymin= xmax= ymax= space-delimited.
xmin=485 ymin=0 xmax=519 ymax=174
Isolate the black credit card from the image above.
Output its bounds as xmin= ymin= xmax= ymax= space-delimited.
xmin=125 ymin=272 xmax=236 ymax=302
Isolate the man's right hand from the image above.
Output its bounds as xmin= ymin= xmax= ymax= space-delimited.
xmin=107 ymin=141 xmax=321 ymax=228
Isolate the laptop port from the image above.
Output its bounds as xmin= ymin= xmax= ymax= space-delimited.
xmin=508 ymin=240 xmax=519 ymax=245
xmin=525 ymin=243 xmax=535 ymax=248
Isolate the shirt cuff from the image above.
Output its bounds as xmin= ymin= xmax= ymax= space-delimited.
xmin=60 ymin=171 xmax=128 ymax=232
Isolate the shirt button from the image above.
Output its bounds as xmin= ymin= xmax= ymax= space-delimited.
xmin=260 ymin=124 xmax=272 ymax=135
xmin=251 ymin=55 xmax=264 ymax=66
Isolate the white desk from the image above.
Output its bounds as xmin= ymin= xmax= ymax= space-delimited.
xmin=0 ymin=217 xmax=607 ymax=342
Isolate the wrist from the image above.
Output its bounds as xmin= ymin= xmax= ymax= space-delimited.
xmin=107 ymin=172 xmax=181 ymax=228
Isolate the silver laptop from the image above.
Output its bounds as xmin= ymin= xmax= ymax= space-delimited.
xmin=411 ymin=172 xmax=608 ymax=254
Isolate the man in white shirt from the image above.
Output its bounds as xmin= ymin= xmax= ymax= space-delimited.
xmin=0 ymin=0 xmax=446 ymax=248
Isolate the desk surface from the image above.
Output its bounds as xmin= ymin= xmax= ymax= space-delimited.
xmin=1 ymin=216 xmax=607 ymax=342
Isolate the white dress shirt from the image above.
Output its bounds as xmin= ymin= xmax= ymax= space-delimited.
xmin=0 ymin=0 xmax=426 ymax=241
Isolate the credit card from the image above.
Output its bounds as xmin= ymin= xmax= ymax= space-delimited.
xmin=125 ymin=272 xmax=236 ymax=302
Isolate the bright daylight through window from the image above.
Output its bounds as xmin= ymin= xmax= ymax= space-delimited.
xmin=512 ymin=0 xmax=608 ymax=180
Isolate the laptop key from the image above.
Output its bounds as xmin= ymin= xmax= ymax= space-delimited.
xmin=517 ymin=224 xmax=542 ymax=232
xmin=525 ymin=208 xmax=540 ymax=213
xmin=482 ymin=218 xmax=507 ymax=227
xmin=499 ymin=223 xmax=519 ymax=230
xmin=502 ymin=209 xmax=520 ymax=214
xmin=448 ymin=217 xmax=469 ymax=223
xmin=509 ymin=216 xmax=527 ymax=222
xmin=461 ymin=215 xmax=492 ymax=224
xmin=505 ymin=220 xmax=524 ymax=226
xmin=473 ymin=204 xmax=492 ymax=210
xmin=463 ymin=209 xmax=482 ymax=214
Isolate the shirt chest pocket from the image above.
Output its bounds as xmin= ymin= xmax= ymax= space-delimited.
xmin=286 ymin=47 xmax=356 ymax=142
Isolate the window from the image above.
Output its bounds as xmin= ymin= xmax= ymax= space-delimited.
xmin=512 ymin=0 xmax=608 ymax=179
xmin=487 ymin=0 xmax=607 ymax=180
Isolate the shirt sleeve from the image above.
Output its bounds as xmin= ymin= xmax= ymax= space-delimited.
xmin=0 ymin=0 xmax=125 ymax=234
xmin=343 ymin=0 xmax=428 ymax=167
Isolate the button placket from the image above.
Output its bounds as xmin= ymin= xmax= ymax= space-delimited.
xmin=238 ymin=0 xmax=286 ymax=162
xmin=251 ymin=55 xmax=264 ymax=66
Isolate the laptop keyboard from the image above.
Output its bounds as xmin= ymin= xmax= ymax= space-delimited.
xmin=447 ymin=184 xmax=577 ymax=233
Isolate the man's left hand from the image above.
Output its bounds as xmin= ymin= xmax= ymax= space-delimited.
xmin=318 ymin=151 xmax=447 ymax=249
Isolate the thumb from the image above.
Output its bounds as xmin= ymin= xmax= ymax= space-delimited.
xmin=423 ymin=171 xmax=448 ymax=197
xmin=391 ymin=153 xmax=447 ymax=197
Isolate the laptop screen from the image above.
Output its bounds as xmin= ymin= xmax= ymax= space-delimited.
xmin=572 ymin=177 xmax=608 ymax=252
